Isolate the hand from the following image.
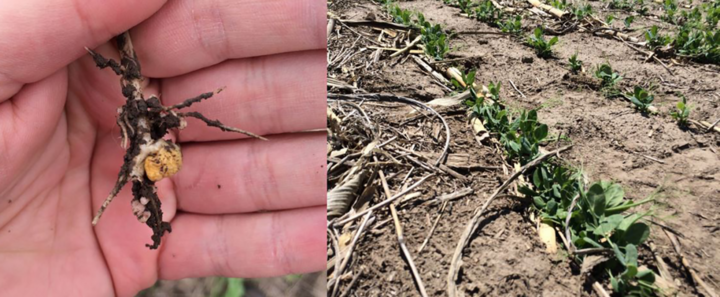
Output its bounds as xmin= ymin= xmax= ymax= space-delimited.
xmin=0 ymin=0 xmax=326 ymax=296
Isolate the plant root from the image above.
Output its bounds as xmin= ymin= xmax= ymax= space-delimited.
xmin=87 ymin=32 xmax=265 ymax=249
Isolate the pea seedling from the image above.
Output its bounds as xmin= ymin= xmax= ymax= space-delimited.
xmin=670 ymin=94 xmax=692 ymax=126
xmin=527 ymin=28 xmax=558 ymax=58
xmin=626 ymin=86 xmax=655 ymax=113
xmin=86 ymin=32 xmax=266 ymax=249
xmin=594 ymin=63 xmax=622 ymax=89
xmin=569 ymin=53 xmax=583 ymax=74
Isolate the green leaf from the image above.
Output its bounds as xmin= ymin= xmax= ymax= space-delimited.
xmin=612 ymin=243 xmax=626 ymax=263
xmin=528 ymin=109 xmax=538 ymax=122
xmin=601 ymin=182 xmax=625 ymax=207
xmin=546 ymin=200 xmax=558 ymax=215
xmin=625 ymin=244 xmax=638 ymax=266
xmin=467 ymin=70 xmax=477 ymax=85
xmin=534 ymin=196 xmax=546 ymax=208
xmin=625 ymin=222 xmax=650 ymax=245
xmin=637 ymin=269 xmax=656 ymax=283
xmin=534 ymin=124 xmax=549 ymax=141
xmin=610 ymin=275 xmax=620 ymax=292
xmin=549 ymin=36 xmax=559 ymax=46
xmin=617 ymin=213 xmax=641 ymax=232
xmin=519 ymin=186 xmax=536 ymax=197
xmin=533 ymin=168 xmax=542 ymax=188
xmin=552 ymin=184 xmax=562 ymax=199
xmin=624 ymin=264 xmax=638 ymax=278
xmin=451 ymin=79 xmax=462 ymax=89
xmin=593 ymin=214 xmax=624 ymax=236
xmin=586 ymin=183 xmax=607 ymax=216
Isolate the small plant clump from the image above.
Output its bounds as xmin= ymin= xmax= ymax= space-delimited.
xmin=420 ymin=22 xmax=451 ymax=60
xmin=86 ymin=32 xmax=266 ymax=249
xmin=474 ymin=0 xmax=504 ymax=24
xmin=527 ymin=27 xmax=559 ymax=58
xmin=441 ymin=0 xmax=524 ymax=35
xmin=450 ymin=68 xmax=477 ymax=91
xmin=624 ymin=16 xmax=635 ymax=28
xmin=653 ymin=0 xmax=720 ymax=64
xmin=670 ymin=94 xmax=692 ymax=126
xmin=384 ymin=3 xmax=451 ymax=60
xmin=606 ymin=15 xmax=616 ymax=25
xmin=626 ymin=86 xmax=655 ymax=113
xmin=569 ymin=53 xmax=583 ymax=74
xmin=594 ymin=63 xmax=623 ymax=93
xmin=673 ymin=27 xmax=720 ymax=64
xmin=645 ymin=26 xmax=671 ymax=49
xmin=456 ymin=0 xmax=474 ymax=14
xmin=662 ymin=0 xmax=678 ymax=23
xmin=388 ymin=4 xmax=414 ymax=25
xmin=551 ymin=0 xmax=567 ymax=10
xmin=500 ymin=15 xmax=524 ymax=35
xmin=570 ymin=3 xmax=593 ymax=21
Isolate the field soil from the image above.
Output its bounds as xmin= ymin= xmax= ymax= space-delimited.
xmin=135 ymin=273 xmax=325 ymax=297
xmin=328 ymin=0 xmax=720 ymax=296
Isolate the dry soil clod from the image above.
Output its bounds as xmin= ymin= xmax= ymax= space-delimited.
xmin=87 ymin=32 xmax=266 ymax=249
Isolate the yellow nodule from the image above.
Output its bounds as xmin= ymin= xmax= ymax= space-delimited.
xmin=144 ymin=141 xmax=182 ymax=182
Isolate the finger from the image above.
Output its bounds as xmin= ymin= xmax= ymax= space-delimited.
xmin=173 ymin=132 xmax=325 ymax=214
xmin=131 ymin=0 xmax=326 ymax=78
xmin=0 ymin=69 xmax=67 ymax=195
xmin=160 ymin=50 xmax=326 ymax=142
xmin=0 ymin=0 xmax=166 ymax=101
xmin=158 ymin=206 xmax=326 ymax=279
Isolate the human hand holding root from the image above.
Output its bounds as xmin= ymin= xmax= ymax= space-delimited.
xmin=0 ymin=0 xmax=326 ymax=296
xmin=86 ymin=31 xmax=269 ymax=249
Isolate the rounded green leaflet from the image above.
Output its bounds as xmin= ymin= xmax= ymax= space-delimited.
xmin=552 ymin=184 xmax=561 ymax=199
xmin=625 ymin=222 xmax=650 ymax=245
xmin=593 ymin=214 xmax=624 ymax=236
xmin=637 ymin=269 xmax=656 ymax=283
xmin=624 ymin=244 xmax=638 ymax=267
xmin=546 ymin=200 xmax=558 ymax=216
xmin=586 ymin=183 xmax=607 ymax=217
xmin=534 ymin=124 xmax=548 ymax=141
xmin=533 ymin=168 xmax=542 ymax=188
xmin=600 ymin=181 xmax=625 ymax=207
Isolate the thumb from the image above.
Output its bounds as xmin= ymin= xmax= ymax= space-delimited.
xmin=0 ymin=0 xmax=167 ymax=101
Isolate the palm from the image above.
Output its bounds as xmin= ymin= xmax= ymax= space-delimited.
xmin=0 ymin=61 xmax=170 ymax=296
xmin=0 ymin=65 xmax=115 ymax=296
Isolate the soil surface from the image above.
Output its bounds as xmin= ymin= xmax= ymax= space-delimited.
xmin=135 ymin=273 xmax=325 ymax=297
xmin=328 ymin=0 xmax=720 ymax=296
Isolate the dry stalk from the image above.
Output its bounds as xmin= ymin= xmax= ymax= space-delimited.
xmin=334 ymin=174 xmax=435 ymax=226
xmin=418 ymin=200 xmax=448 ymax=253
xmin=664 ymin=229 xmax=718 ymax=297
xmin=378 ymin=169 xmax=429 ymax=297
xmin=330 ymin=211 xmax=374 ymax=297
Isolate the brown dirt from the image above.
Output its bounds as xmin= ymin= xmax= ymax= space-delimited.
xmin=135 ymin=273 xmax=325 ymax=297
xmin=329 ymin=0 xmax=720 ymax=296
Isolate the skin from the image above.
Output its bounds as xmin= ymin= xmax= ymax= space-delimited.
xmin=0 ymin=0 xmax=327 ymax=296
